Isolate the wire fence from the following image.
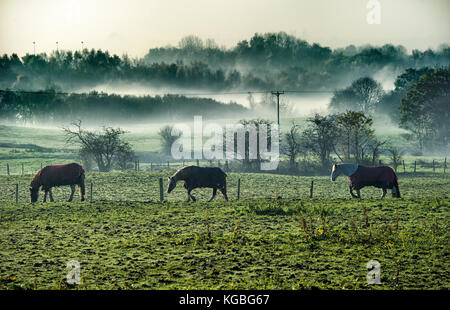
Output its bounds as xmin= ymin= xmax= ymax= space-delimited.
xmin=0 ymin=157 xmax=447 ymax=176
xmin=0 ymin=160 xmax=448 ymax=204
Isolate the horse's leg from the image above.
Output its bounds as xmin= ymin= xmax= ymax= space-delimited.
xmin=380 ymin=188 xmax=387 ymax=200
xmin=79 ymin=182 xmax=85 ymax=201
xmin=187 ymin=189 xmax=196 ymax=202
xmin=208 ymin=188 xmax=217 ymax=202
xmin=49 ymin=188 xmax=54 ymax=202
xmin=190 ymin=191 xmax=196 ymax=202
xmin=78 ymin=174 xmax=85 ymax=201
xmin=349 ymin=185 xmax=358 ymax=198
xmin=43 ymin=190 xmax=48 ymax=202
xmin=220 ymin=187 xmax=229 ymax=201
xmin=356 ymin=189 xmax=361 ymax=199
xmin=68 ymin=185 xmax=75 ymax=202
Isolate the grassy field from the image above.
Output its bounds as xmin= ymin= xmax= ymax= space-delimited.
xmin=0 ymin=123 xmax=448 ymax=290
xmin=0 ymin=171 xmax=448 ymax=290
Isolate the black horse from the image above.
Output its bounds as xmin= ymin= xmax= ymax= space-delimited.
xmin=167 ymin=165 xmax=228 ymax=202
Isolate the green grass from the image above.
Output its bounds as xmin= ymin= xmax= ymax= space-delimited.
xmin=0 ymin=123 xmax=448 ymax=290
xmin=0 ymin=171 xmax=448 ymax=290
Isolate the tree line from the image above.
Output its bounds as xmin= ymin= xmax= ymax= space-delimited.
xmin=1 ymin=32 xmax=449 ymax=92
xmin=0 ymin=90 xmax=249 ymax=124
xmin=328 ymin=67 xmax=449 ymax=154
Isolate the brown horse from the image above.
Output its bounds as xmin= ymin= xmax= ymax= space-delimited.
xmin=167 ymin=165 xmax=228 ymax=202
xmin=30 ymin=163 xmax=86 ymax=202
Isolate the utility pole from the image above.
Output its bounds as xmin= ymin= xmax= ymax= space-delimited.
xmin=271 ymin=91 xmax=284 ymax=127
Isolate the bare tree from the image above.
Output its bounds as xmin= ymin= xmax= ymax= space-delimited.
xmin=158 ymin=125 xmax=182 ymax=156
xmin=63 ymin=121 xmax=135 ymax=172
xmin=386 ymin=145 xmax=404 ymax=172
xmin=281 ymin=122 xmax=302 ymax=169
xmin=301 ymin=114 xmax=339 ymax=169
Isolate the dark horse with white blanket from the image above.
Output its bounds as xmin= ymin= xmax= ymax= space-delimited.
xmin=30 ymin=163 xmax=85 ymax=202
xmin=167 ymin=165 xmax=228 ymax=202
xmin=331 ymin=164 xmax=400 ymax=199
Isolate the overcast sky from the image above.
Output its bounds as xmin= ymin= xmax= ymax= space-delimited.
xmin=1 ymin=0 xmax=449 ymax=57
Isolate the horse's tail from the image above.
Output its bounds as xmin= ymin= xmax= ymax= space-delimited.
xmin=78 ymin=171 xmax=86 ymax=201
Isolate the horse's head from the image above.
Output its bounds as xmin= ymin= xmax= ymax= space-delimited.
xmin=30 ymin=186 xmax=39 ymax=202
xmin=331 ymin=164 xmax=339 ymax=181
xmin=167 ymin=177 xmax=177 ymax=193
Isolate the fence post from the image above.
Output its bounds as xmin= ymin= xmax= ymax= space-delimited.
xmin=237 ymin=179 xmax=241 ymax=201
xmin=444 ymin=157 xmax=447 ymax=176
xmin=90 ymin=182 xmax=93 ymax=202
xmin=6 ymin=163 xmax=10 ymax=176
xmin=150 ymin=162 xmax=153 ymax=171
xmin=159 ymin=178 xmax=164 ymax=202
xmin=309 ymin=180 xmax=314 ymax=198
xmin=21 ymin=163 xmax=24 ymax=175
xmin=433 ymin=160 xmax=435 ymax=173
xmin=402 ymin=160 xmax=405 ymax=173
xmin=15 ymin=183 xmax=19 ymax=203
xmin=196 ymin=159 xmax=200 ymax=166
xmin=378 ymin=160 xmax=382 ymax=166
xmin=414 ymin=161 xmax=417 ymax=174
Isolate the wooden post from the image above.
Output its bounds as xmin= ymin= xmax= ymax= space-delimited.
xmin=444 ymin=157 xmax=447 ymax=176
xmin=414 ymin=161 xmax=417 ymax=174
xmin=433 ymin=160 xmax=435 ymax=173
xmin=21 ymin=163 xmax=24 ymax=175
xmin=378 ymin=160 xmax=382 ymax=166
xmin=225 ymin=160 xmax=229 ymax=171
xmin=196 ymin=159 xmax=200 ymax=166
xmin=402 ymin=160 xmax=405 ymax=173
xmin=159 ymin=178 xmax=164 ymax=202
xmin=6 ymin=163 xmax=10 ymax=176
xmin=237 ymin=179 xmax=241 ymax=201
xmin=90 ymin=182 xmax=93 ymax=202
xmin=15 ymin=184 xmax=19 ymax=203
xmin=150 ymin=162 xmax=153 ymax=171
xmin=309 ymin=180 xmax=314 ymax=198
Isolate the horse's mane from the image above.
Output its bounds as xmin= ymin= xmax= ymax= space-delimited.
xmin=30 ymin=169 xmax=43 ymax=188
xmin=171 ymin=166 xmax=191 ymax=180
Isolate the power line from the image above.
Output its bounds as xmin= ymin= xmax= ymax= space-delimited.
xmin=0 ymin=89 xmax=334 ymax=97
